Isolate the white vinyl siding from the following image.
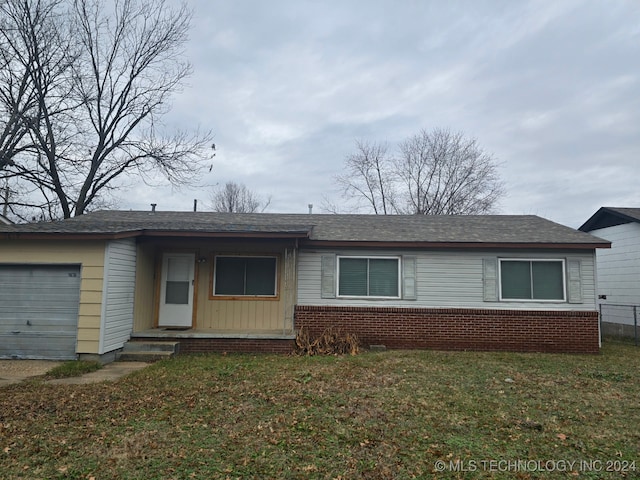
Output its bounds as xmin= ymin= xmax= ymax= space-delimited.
xmin=298 ymin=249 xmax=597 ymax=310
xmin=589 ymin=223 xmax=640 ymax=306
xmin=100 ymin=239 xmax=137 ymax=354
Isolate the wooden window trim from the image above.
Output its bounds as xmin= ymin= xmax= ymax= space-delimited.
xmin=208 ymin=253 xmax=281 ymax=301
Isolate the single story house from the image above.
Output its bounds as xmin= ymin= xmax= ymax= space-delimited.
xmin=579 ymin=207 xmax=640 ymax=337
xmin=0 ymin=210 xmax=610 ymax=360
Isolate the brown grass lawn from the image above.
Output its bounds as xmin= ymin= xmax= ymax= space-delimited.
xmin=1 ymin=342 xmax=639 ymax=479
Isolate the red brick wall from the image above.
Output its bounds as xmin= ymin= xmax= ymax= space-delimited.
xmin=294 ymin=305 xmax=600 ymax=354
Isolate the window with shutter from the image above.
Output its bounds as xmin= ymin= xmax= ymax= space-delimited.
xmin=337 ymin=256 xmax=400 ymax=298
xmin=499 ymin=259 xmax=566 ymax=301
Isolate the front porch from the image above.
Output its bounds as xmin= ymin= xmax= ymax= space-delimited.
xmin=130 ymin=328 xmax=297 ymax=354
xmin=131 ymin=237 xmax=299 ymax=350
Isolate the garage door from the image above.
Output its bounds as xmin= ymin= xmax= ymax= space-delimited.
xmin=0 ymin=265 xmax=81 ymax=360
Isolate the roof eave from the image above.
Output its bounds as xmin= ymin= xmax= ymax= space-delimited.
xmin=0 ymin=229 xmax=311 ymax=241
xmin=301 ymin=240 xmax=611 ymax=249
xmin=139 ymin=230 xmax=310 ymax=239
xmin=0 ymin=231 xmax=141 ymax=241
xmin=579 ymin=207 xmax=640 ymax=232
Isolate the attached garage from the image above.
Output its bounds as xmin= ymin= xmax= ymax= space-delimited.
xmin=0 ymin=264 xmax=81 ymax=360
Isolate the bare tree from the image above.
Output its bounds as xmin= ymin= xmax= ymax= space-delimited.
xmin=395 ymin=129 xmax=504 ymax=214
xmin=210 ymin=181 xmax=271 ymax=213
xmin=0 ymin=0 xmax=67 ymax=172
xmin=334 ymin=140 xmax=396 ymax=214
xmin=336 ymin=128 xmax=504 ymax=215
xmin=0 ymin=0 xmax=84 ymax=220
xmin=0 ymin=0 xmax=213 ymax=220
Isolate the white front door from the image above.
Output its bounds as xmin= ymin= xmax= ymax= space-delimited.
xmin=158 ymin=253 xmax=195 ymax=327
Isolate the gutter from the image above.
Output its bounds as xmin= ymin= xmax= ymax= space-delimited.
xmin=0 ymin=229 xmax=312 ymax=241
xmin=0 ymin=231 xmax=610 ymax=249
xmin=300 ymin=240 xmax=612 ymax=250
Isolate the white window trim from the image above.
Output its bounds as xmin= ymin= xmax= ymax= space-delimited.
xmin=498 ymin=258 xmax=567 ymax=302
xmin=213 ymin=255 xmax=278 ymax=297
xmin=336 ymin=255 xmax=402 ymax=299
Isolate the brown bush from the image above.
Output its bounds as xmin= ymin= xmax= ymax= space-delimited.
xmin=294 ymin=326 xmax=359 ymax=356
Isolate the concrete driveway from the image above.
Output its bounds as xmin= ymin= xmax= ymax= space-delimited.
xmin=0 ymin=360 xmax=61 ymax=387
xmin=0 ymin=360 xmax=149 ymax=387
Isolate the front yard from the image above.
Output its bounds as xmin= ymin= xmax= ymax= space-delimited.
xmin=1 ymin=342 xmax=639 ymax=479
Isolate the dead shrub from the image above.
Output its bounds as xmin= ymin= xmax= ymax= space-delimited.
xmin=294 ymin=326 xmax=360 ymax=356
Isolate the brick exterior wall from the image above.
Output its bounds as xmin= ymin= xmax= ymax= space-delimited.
xmin=294 ymin=305 xmax=600 ymax=354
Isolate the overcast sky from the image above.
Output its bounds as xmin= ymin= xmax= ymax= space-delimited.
xmin=125 ymin=0 xmax=640 ymax=229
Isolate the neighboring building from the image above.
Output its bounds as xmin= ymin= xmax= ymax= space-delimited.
xmin=580 ymin=207 xmax=640 ymax=337
xmin=0 ymin=211 xmax=609 ymax=360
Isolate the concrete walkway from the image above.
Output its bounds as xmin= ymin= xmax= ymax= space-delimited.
xmin=0 ymin=360 xmax=149 ymax=387
xmin=47 ymin=361 xmax=149 ymax=385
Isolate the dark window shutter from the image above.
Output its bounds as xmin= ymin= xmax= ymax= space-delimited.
xmin=321 ymin=254 xmax=336 ymax=298
xmin=567 ymin=259 xmax=583 ymax=303
xmin=402 ymin=256 xmax=417 ymax=300
xmin=483 ymin=258 xmax=498 ymax=302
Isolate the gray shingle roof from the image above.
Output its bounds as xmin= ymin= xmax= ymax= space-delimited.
xmin=579 ymin=207 xmax=640 ymax=232
xmin=607 ymin=207 xmax=640 ymax=221
xmin=0 ymin=210 xmax=609 ymax=247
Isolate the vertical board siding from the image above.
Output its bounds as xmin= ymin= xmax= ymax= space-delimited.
xmin=590 ymin=223 xmax=640 ymax=306
xmin=199 ymin=297 xmax=284 ymax=331
xmin=133 ymin=245 xmax=156 ymax=331
xmin=297 ymin=249 xmax=597 ymax=311
xmin=194 ymin=243 xmax=295 ymax=332
xmin=101 ymin=239 xmax=137 ymax=353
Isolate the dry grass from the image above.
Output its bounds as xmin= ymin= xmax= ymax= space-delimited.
xmin=44 ymin=361 xmax=102 ymax=379
xmin=1 ymin=342 xmax=639 ymax=479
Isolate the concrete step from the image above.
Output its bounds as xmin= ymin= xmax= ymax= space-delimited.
xmin=117 ymin=341 xmax=179 ymax=362
xmin=117 ymin=350 xmax=175 ymax=362
xmin=122 ymin=341 xmax=180 ymax=353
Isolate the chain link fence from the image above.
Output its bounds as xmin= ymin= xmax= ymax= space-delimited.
xmin=599 ymin=304 xmax=639 ymax=345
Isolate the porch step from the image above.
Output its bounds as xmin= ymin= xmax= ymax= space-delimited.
xmin=117 ymin=341 xmax=180 ymax=362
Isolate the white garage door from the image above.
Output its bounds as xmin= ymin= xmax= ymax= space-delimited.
xmin=0 ymin=265 xmax=81 ymax=360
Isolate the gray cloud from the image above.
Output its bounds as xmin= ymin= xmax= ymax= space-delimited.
xmin=132 ymin=0 xmax=640 ymax=228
